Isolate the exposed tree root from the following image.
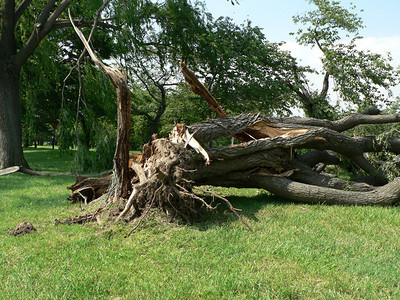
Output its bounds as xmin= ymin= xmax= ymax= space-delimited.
xmin=55 ymin=207 xmax=105 ymax=225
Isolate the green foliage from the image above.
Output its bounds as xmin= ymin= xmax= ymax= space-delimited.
xmin=359 ymin=124 xmax=400 ymax=181
xmin=92 ymin=120 xmax=117 ymax=170
xmin=196 ymin=17 xmax=296 ymax=116
xmin=160 ymin=84 xmax=209 ymax=135
xmin=303 ymin=91 xmax=338 ymax=120
xmin=324 ymin=44 xmax=399 ymax=109
xmin=293 ymin=0 xmax=364 ymax=47
xmin=15 ymin=0 xmax=117 ymax=170
xmin=105 ymin=0 xmax=211 ymax=142
xmin=20 ymin=37 xmax=65 ymax=147
xmin=292 ymin=0 xmax=400 ymax=114
xmin=67 ymin=119 xmax=117 ymax=173
xmin=109 ymin=0 xmax=299 ymax=142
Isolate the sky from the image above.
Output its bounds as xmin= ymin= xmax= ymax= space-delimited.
xmin=202 ymin=0 xmax=400 ymax=103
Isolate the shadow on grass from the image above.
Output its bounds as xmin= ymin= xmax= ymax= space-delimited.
xmin=192 ymin=190 xmax=294 ymax=231
xmin=24 ymin=147 xmax=75 ymax=174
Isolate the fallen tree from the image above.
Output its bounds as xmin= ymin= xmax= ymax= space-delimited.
xmin=67 ymin=63 xmax=400 ymax=232
xmin=65 ymin=19 xmax=400 ymax=229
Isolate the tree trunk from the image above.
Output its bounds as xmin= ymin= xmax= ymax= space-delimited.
xmin=0 ymin=61 xmax=27 ymax=169
xmin=112 ymin=78 xmax=132 ymax=199
xmin=69 ymin=15 xmax=131 ymax=200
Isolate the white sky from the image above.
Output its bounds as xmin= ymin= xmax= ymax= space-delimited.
xmin=203 ymin=0 xmax=400 ymax=103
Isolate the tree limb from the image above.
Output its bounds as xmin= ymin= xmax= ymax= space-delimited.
xmin=180 ymin=61 xmax=228 ymax=119
xmin=52 ymin=19 xmax=114 ymax=30
xmin=69 ymin=9 xmax=132 ymax=199
xmin=319 ymin=72 xmax=329 ymax=99
xmin=15 ymin=0 xmax=32 ymax=22
xmin=270 ymin=113 xmax=400 ymax=133
xmin=15 ymin=0 xmax=73 ymax=67
xmin=203 ymin=172 xmax=400 ymax=206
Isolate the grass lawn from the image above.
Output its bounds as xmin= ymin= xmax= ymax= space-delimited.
xmin=1 ymin=146 xmax=400 ymax=299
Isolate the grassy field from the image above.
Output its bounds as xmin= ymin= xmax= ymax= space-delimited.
xmin=1 ymin=146 xmax=400 ymax=299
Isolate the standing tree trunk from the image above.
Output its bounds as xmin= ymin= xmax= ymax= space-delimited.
xmin=0 ymin=61 xmax=27 ymax=169
xmin=112 ymin=73 xmax=132 ymax=199
xmin=69 ymin=13 xmax=131 ymax=200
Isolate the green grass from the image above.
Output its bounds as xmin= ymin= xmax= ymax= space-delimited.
xmin=1 ymin=146 xmax=400 ymax=299
xmin=23 ymin=146 xmax=76 ymax=174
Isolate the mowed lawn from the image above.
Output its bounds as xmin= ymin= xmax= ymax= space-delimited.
xmin=1 ymin=146 xmax=400 ymax=299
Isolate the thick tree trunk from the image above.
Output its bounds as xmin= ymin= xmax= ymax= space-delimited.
xmin=0 ymin=61 xmax=27 ymax=169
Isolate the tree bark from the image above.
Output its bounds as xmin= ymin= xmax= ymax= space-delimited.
xmin=0 ymin=62 xmax=27 ymax=169
xmin=69 ymin=12 xmax=131 ymax=200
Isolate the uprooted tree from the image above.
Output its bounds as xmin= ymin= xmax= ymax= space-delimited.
xmin=67 ymin=52 xmax=400 ymax=231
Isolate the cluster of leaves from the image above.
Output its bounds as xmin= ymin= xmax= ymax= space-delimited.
xmin=195 ymin=18 xmax=297 ymax=116
xmin=17 ymin=0 xmax=118 ymax=171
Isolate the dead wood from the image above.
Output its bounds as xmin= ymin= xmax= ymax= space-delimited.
xmin=298 ymin=150 xmax=340 ymax=168
xmin=67 ymin=176 xmax=112 ymax=203
xmin=0 ymin=166 xmax=80 ymax=177
xmin=180 ymin=61 xmax=228 ymax=119
xmin=0 ymin=166 xmax=20 ymax=176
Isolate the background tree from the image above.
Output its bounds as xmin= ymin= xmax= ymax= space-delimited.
xmin=195 ymin=17 xmax=297 ymax=117
xmin=112 ymin=2 xmax=301 ymax=143
xmin=0 ymin=0 xmax=113 ymax=169
xmin=111 ymin=0 xmax=210 ymax=143
xmin=286 ymin=0 xmax=399 ymax=118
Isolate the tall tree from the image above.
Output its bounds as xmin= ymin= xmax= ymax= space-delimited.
xmin=115 ymin=3 xmax=299 ymax=141
xmin=0 ymin=0 xmax=110 ymax=169
xmin=287 ymin=0 xmax=399 ymax=118
xmin=112 ymin=0 xmax=209 ymax=141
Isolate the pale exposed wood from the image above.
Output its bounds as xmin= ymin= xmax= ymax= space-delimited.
xmin=69 ymin=10 xmax=132 ymax=200
xmin=0 ymin=166 xmax=20 ymax=176
xmin=180 ymin=61 xmax=228 ymax=119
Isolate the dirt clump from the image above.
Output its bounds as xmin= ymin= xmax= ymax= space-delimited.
xmin=9 ymin=222 xmax=37 ymax=236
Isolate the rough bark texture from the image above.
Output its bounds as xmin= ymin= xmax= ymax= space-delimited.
xmin=69 ymin=111 xmax=400 ymax=227
xmin=67 ymin=175 xmax=112 ymax=204
xmin=0 ymin=63 xmax=27 ymax=169
xmin=110 ymin=72 xmax=132 ymax=199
